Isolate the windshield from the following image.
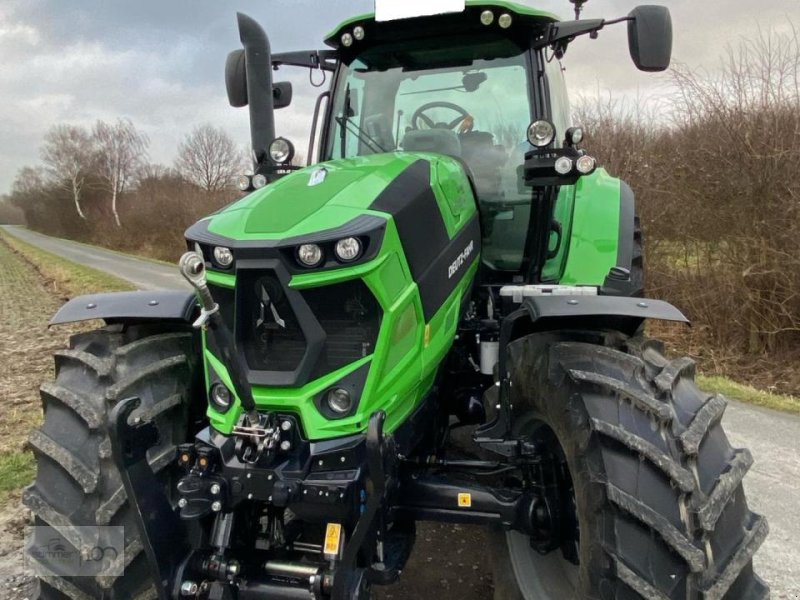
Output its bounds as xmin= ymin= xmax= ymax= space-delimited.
xmin=326 ymin=46 xmax=537 ymax=271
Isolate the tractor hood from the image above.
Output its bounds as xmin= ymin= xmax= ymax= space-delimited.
xmin=199 ymin=153 xmax=425 ymax=242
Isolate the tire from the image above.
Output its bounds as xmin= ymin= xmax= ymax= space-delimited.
xmin=24 ymin=324 xmax=200 ymax=600
xmin=491 ymin=330 xmax=769 ymax=600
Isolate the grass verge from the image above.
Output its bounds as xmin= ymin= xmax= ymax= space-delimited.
xmin=0 ymin=451 xmax=36 ymax=505
xmin=697 ymin=374 xmax=800 ymax=415
xmin=0 ymin=230 xmax=132 ymax=507
xmin=0 ymin=228 xmax=134 ymax=296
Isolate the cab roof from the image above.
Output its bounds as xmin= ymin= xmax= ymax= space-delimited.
xmin=325 ymin=1 xmax=560 ymax=54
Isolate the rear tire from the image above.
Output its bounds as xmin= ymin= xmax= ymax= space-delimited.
xmin=24 ymin=324 xmax=200 ymax=600
xmin=491 ymin=330 xmax=769 ymax=599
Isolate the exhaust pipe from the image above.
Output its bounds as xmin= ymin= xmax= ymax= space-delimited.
xmin=236 ymin=12 xmax=275 ymax=170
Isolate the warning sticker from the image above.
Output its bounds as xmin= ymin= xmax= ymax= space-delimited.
xmin=458 ymin=493 xmax=472 ymax=508
xmin=324 ymin=523 xmax=343 ymax=558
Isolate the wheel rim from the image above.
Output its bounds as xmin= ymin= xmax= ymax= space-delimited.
xmin=506 ymin=421 xmax=580 ymax=599
xmin=506 ymin=531 xmax=579 ymax=599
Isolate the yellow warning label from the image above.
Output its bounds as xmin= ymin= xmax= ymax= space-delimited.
xmin=424 ymin=324 xmax=431 ymax=347
xmin=458 ymin=493 xmax=472 ymax=508
xmin=323 ymin=523 xmax=342 ymax=557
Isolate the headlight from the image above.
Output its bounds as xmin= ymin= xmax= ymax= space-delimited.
xmin=498 ymin=13 xmax=513 ymax=28
xmin=565 ymin=127 xmax=584 ymax=146
xmin=326 ymin=388 xmax=352 ymax=414
xmin=576 ymin=155 xmax=597 ymax=174
xmin=555 ymin=157 xmax=573 ymax=175
xmin=527 ymin=120 xmax=556 ymax=148
xmin=334 ymin=237 xmax=362 ymax=262
xmin=210 ymin=383 xmax=232 ymax=412
xmin=353 ymin=26 xmax=365 ymax=41
xmin=252 ymin=173 xmax=268 ymax=189
xmin=341 ymin=32 xmax=353 ymax=47
xmin=236 ymin=174 xmax=251 ymax=191
xmin=480 ymin=10 xmax=494 ymax=25
xmin=297 ymin=243 xmax=324 ymax=267
xmin=269 ymin=138 xmax=295 ymax=165
xmin=213 ymin=246 xmax=234 ymax=268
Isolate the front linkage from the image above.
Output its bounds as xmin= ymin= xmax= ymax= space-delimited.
xmin=109 ymin=396 xmax=573 ymax=600
xmin=104 ymin=254 xmax=580 ymax=600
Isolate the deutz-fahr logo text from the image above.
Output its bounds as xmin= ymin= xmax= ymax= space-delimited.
xmin=448 ymin=240 xmax=474 ymax=279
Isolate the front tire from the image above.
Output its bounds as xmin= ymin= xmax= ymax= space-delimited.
xmin=24 ymin=324 xmax=200 ymax=600
xmin=491 ymin=330 xmax=769 ymax=599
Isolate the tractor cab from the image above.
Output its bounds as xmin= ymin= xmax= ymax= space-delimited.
xmin=320 ymin=3 xmax=564 ymax=273
xmin=228 ymin=0 xmax=672 ymax=281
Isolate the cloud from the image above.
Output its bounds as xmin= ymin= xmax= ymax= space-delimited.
xmin=0 ymin=0 xmax=796 ymax=193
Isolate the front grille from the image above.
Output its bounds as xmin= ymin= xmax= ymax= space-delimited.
xmin=302 ymin=281 xmax=381 ymax=376
xmin=240 ymin=272 xmax=307 ymax=372
xmin=234 ymin=269 xmax=382 ymax=382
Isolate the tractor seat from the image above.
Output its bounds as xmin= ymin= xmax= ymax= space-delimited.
xmin=402 ymin=129 xmax=462 ymax=157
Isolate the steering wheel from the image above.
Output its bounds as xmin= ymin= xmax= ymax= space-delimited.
xmin=411 ymin=101 xmax=472 ymax=131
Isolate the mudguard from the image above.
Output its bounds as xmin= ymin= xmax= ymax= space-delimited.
xmin=50 ymin=290 xmax=197 ymax=325
xmin=524 ymin=295 xmax=686 ymax=323
xmin=520 ymin=294 xmax=688 ymax=336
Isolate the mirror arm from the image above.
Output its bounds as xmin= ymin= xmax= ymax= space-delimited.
xmin=542 ymin=15 xmax=632 ymax=49
xmin=544 ymin=18 xmax=605 ymax=46
xmin=272 ymin=50 xmax=338 ymax=72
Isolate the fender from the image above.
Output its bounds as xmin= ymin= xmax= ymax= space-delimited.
xmin=50 ymin=290 xmax=197 ymax=326
xmin=475 ymin=294 xmax=689 ymax=455
xmin=521 ymin=294 xmax=687 ymax=334
xmin=500 ymin=294 xmax=688 ymax=352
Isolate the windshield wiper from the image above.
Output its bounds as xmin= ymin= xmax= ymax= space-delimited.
xmin=337 ymin=84 xmax=387 ymax=155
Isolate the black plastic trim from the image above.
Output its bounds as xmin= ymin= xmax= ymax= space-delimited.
xmin=369 ymin=158 xmax=481 ymax=321
xmin=520 ymin=295 xmax=688 ymax=337
xmin=313 ymin=362 xmax=371 ymax=419
xmin=370 ymin=159 xmax=450 ymax=282
xmin=231 ymin=259 xmax=325 ymax=388
xmin=416 ymin=215 xmax=481 ymax=321
xmin=616 ymin=180 xmax=635 ymax=269
xmin=50 ymin=291 xmax=197 ymax=326
xmin=185 ymin=215 xmax=387 ymax=274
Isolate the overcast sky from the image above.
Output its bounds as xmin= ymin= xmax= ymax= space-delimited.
xmin=0 ymin=0 xmax=796 ymax=193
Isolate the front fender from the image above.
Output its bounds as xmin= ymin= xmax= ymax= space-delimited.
xmin=50 ymin=290 xmax=197 ymax=326
xmin=513 ymin=294 xmax=688 ymax=337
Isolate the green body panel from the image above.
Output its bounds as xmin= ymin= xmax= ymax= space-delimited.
xmin=207 ymin=153 xmax=421 ymax=241
xmin=540 ymin=184 xmax=576 ymax=281
xmin=326 ymin=0 xmax=559 ymax=42
xmin=199 ymin=152 xmax=479 ymax=440
xmin=557 ymin=168 xmax=622 ymax=286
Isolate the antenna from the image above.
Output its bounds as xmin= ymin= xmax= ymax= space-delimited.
xmin=569 ymin=0 xmax=588 ymax=20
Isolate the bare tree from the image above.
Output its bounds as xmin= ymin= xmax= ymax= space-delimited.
xmin=40 ymin=124 xmax=94 ymax=219
xmin=175 ymin=124 xmax=243 ymax=192
xmin=93 ymin=118 xmax=149 ymax=227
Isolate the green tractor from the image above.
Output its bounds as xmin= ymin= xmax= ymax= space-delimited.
xmin=27 ymin=2 xmax=768 ymax=599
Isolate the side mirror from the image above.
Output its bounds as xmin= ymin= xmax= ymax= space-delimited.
xmin=273 ymin=81 xmax=293 ymax=109
xmin=225 ymin=50 xmax=293 ymax=109
xmin=225 ymin=49 xmax=248 ymax=107
xmin=628 ymin=5 xmax=673 ymax=72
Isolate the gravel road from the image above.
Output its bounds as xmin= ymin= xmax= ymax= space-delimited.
xmin=1 ymin=225 xmax=188 ymax=290
xmin=2 ymin=225 xmax=798 ymax=598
